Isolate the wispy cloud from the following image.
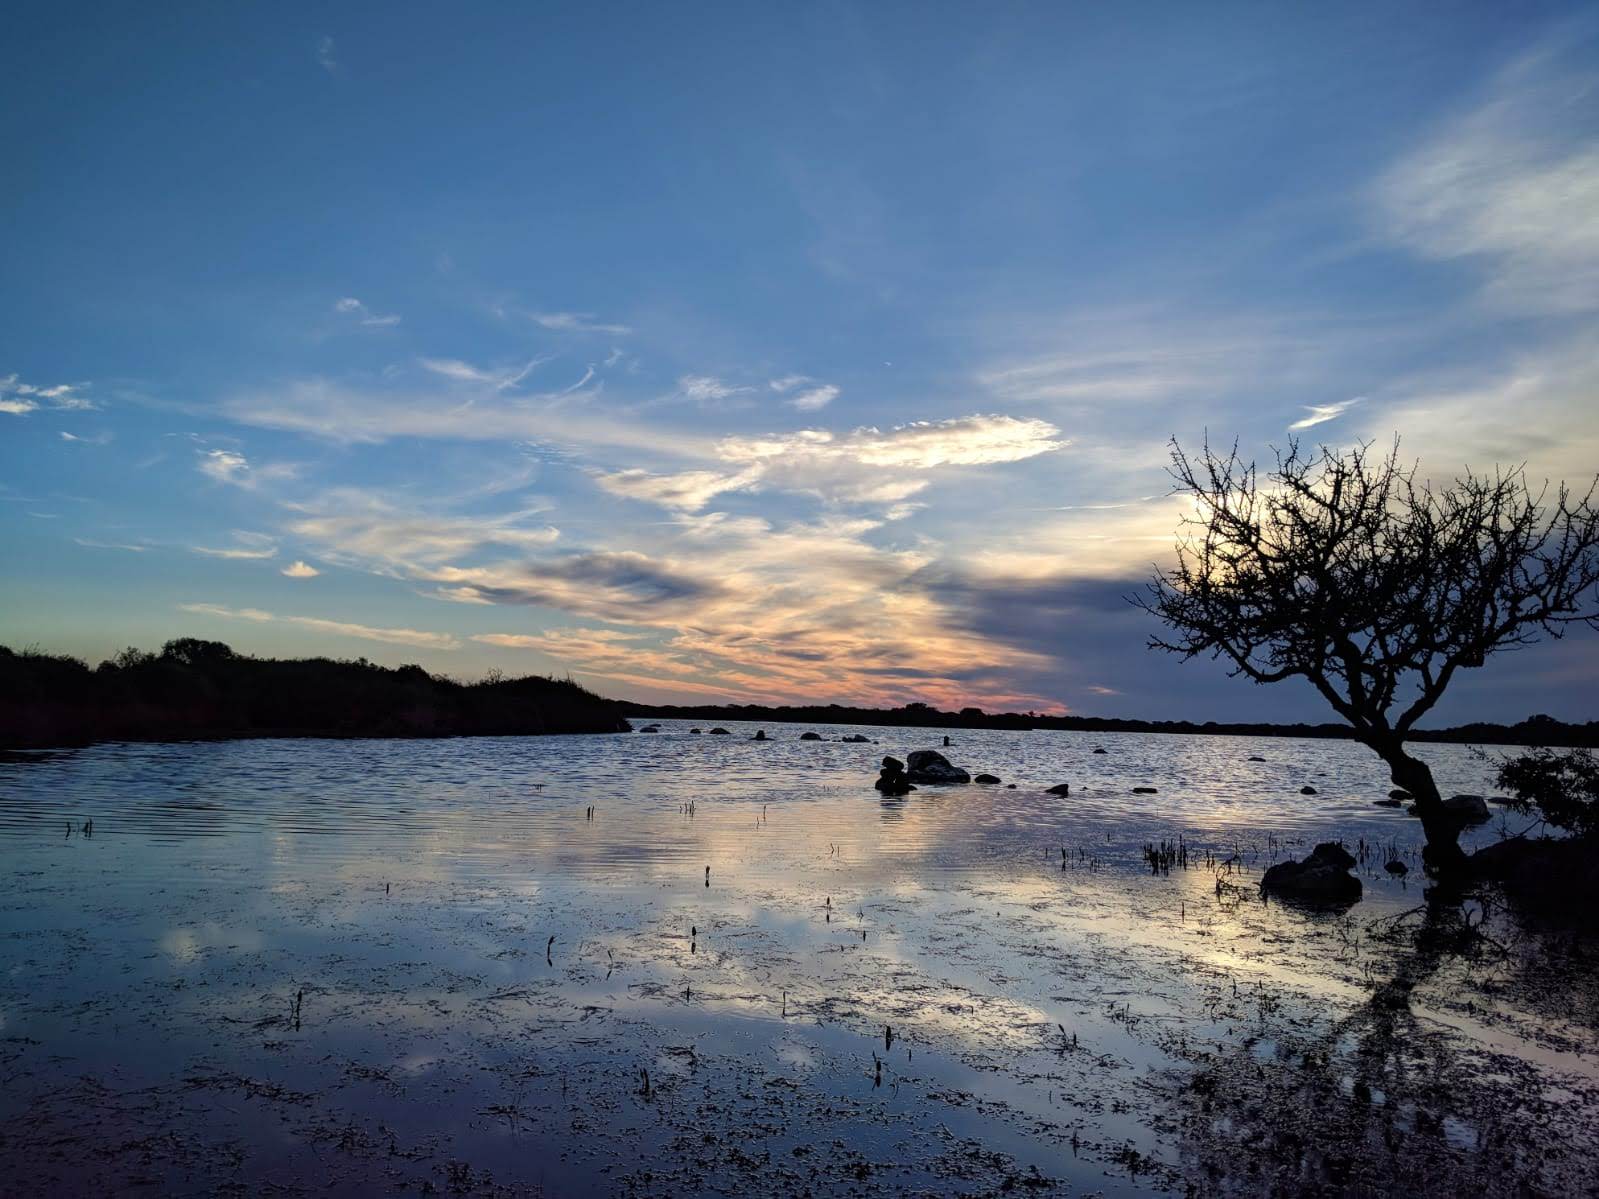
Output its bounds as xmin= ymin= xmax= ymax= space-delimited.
xmin=178 ymin=602 xmax=460 ymax=650
xmin=789 ymin=384 xmax=839 ymax=412
xmin=592 ymin=467 xmax=760 ymax=512
xmin=1289 ymin=396 xmax=1363 ymax=431
xmin=530 ymin=311 xmax=632 ymax=335
xmin=196 ymin=448 xmax=297 ymax=490
xmin=59 ymin=430 xmax=113 ymax=445
xmin=677 ymin=375 xmax=752 ymax=406
xmin=418 ymin=355 xmax=543 ymax=390
xmin=190 ymin=531 xmax=279 ymax=560
xmin=1375 ymin=28 xmax=1599 ymax=315
xmin=281 ymin=560 xmax=320 ymax=578
xmin=287 ymin=490 xmax=560 ymax=568
xmin=333 ymin=296 xmax=400 ymax=327
xmin=316 ymin=35 xmax=337 ymax=73
xmin=74 ymin=537 xmax=147 ymax=552
xmin=1 ymin=373 xmax=95 ymax=415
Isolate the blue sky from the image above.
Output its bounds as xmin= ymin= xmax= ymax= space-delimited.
xmin=4 ymin=2 xmax=1597 ymax=723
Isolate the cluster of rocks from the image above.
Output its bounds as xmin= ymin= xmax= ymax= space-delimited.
xmin=875 ymin=757 xmax=915 ymax=795
xmin=1261 ymin=841 xmax=1362 ymax=905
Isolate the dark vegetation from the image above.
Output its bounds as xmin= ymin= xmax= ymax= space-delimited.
xmin=624 ymin=698 xmax=1599 ymax=748
xmin=1138 ymin=438 xmax=1599 ymax=876
xmin=0 ymin=639 xmax=628 ymax=748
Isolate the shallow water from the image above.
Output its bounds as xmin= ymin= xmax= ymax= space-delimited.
xmin=1 ymin=724 xmax=1593 ymax=1195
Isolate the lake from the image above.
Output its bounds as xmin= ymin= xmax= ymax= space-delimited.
xmin=1 ymin=723 xmax=1594 ymax=1195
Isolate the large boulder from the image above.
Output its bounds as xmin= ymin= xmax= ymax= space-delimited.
xmin=800 ymin=731 xmax=822 ymax=740
xmin=1046 ymin=783 xmax=1071 ymax=796
xmin=905 ymin=749 xmax=970 ymax=785
xmin=974 ymin=773 xmax=1001 ymax=784
xmin=1261 ymin=842 xmax=1362 ymax=905
xmin=1443 ymin=794 xmax=1491 ymax=825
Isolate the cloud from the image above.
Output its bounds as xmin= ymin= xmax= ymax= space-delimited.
xmin=190 ymin=531 xmax=279 ymax=560
xmin=678 ymin=375 xmax=752 ymax=405
xmin=287 ymin=492 xmax=560 ymax=568
xmin=316 ymin=35 xmax=337 ymax=73
xmin=1375 ymin=29 xmax=1599 ymax=315
xmin=333 ymin=296 xmax=400 ymax=327
xmin=1 ymin=373 xmax=95 ymax=415
xmin=178 ymin=603 xmax=460 ymax=650
xmin=1289 ymin=397 xmax=1363 ymax=431
xmin=427 ymin=550 xmax=723 ymax=624
xmin=789 ymin=384 xmax=839 ymax=412
xmin=222 ymin=379 xmax=706 ymax=456
xmin=591 ymin=467 xmax=761 ymax=512
xmin=196 ymin=448 xmax=297 ymax=490
xmin=769 ymin=375 xmax=810 ymax=393
xmin=530 ymin=311 xmax=632 ymax=335
xmin=418 ymin=356 xmax=542 ymax=390
xmin=281 ymin=560 xmax=320 ymax=578
xmin=718 ymin=414 xmax=1064 ymax=470
xmin=74 ymin=537 xmax=146 ymax=552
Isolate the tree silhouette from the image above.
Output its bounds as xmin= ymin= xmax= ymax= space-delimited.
xmin=1139 ymin=438 xmax=1599 ymax=875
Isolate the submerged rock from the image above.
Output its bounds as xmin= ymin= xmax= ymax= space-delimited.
xmin=1092 ymin=747 xmax=1108 ymax=755
xmin=1261 ymin=841 xmax=1362 ymax=905
xmin=638 ymin=724 xmax=661 ymax=733
xmin=1046 ymin=783 xmax=1071 ymax=797
xmin=905 ymin=749 xmax=970 ymax=785
xmin=974 ymin=773 xmax=1001 ymax=784
xmin=841 ymin=734 xmax=871 ymax=743
xmin=708 ymin=727 xmax=730 ymax=735
xmin=1132 ymin=786 xmax=1157 ymax=795
xmin=1248 ymin=755 xmax=1267 ymax=762
xmin=1373 ymin=797 xmax=1404 ymax=808
xmin=689 ymin=728 xmax=702 ymax=734
xmin=753 ymin=729 xmax=767 ymax=741
xmin=799 ymin=731 xmax=821 ymax=740
xmin=1300 ymin=785 xmax=1318 ymax=795
xmin=1388 ymin=788 xmax=1413 ymax=800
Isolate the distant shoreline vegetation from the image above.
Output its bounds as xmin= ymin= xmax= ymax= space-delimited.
xmin=4 ymin=639 xmax=1594 ymax=751
xmin=1 ymin=639 xmax=629 ymax=748
xmin=625 ymin=700 xmax=1599 ymax=749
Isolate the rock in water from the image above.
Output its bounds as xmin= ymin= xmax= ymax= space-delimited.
xmin=1046 ymin=783 xmax=1071 ymax=796
xmin=974 ymin=773 xmax=1001 ymax=784
xmin=708 ymin=727 xmax=730 ymax=735
xmin=1132 ymin=786 xmax=1158 ymax=795
xmin=800 ymin=731 xmax=821 ymax=740
xmin=1261 ymin=842 xmax=1362 ymax=905
xmin=841 ymin=734 xmax=871 ymax=743
xmin=904 ymin=749 xmax=971 ymax=785
xmin=1092 ymin=747 xmax=1108 ymax=755
xmin=753 ymin=729 xmax=767 ymax=741
xmin=875 ymin=755 xmax=914 ymax=795
xmin=1388 ymin=788 xmax=1412 ymax=800
xmin=1373 ymin=797 xmax=1404 ymax=807
xmin=1443 ymin=794 xmax=1490 ymax=824
xmin=1300 ymin=785 xmax=1318 ymax=795
xmin=1248 ymin=755 xmax=1266 ymax=762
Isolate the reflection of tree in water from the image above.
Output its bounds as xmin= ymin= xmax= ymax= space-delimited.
xmin=1169 ymin=897 xmax=1599 ymax=1196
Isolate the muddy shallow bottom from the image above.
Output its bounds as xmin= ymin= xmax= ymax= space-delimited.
xmin=1 ymin=725 xmax=1595 ymax=1195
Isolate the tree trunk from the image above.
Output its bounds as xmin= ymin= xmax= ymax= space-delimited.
xmin=1376 ymin=741 xmax=1467 ymax=877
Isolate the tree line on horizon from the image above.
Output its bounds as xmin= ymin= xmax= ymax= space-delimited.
xmin=0 ymin=638 xmax=628 ymax=748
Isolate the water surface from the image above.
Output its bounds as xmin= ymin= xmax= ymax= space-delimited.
xmin=2 ymin=724 xmax=1592 ymax=1195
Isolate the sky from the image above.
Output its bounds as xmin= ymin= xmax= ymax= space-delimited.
xmin=3 ymin=2 xmax=1598 ymax=724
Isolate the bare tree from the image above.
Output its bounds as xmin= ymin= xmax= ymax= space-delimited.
xmin=1139 ymin=438 xmax=1599 ymax=875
